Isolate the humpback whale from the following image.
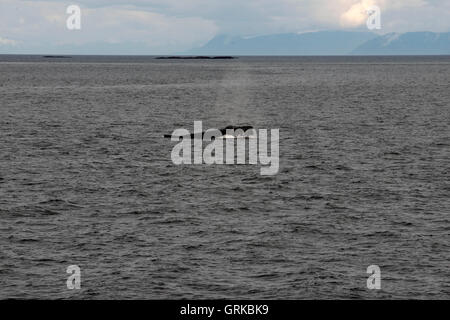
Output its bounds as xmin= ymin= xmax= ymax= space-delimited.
xmin=164 ymin=125 xmax=255 ymax=139
xmin=166 ymin=121 xmax=280 ymax=175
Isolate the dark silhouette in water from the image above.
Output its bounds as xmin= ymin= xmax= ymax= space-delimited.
xmin=164 ymin=125 xmax=254 ymax=139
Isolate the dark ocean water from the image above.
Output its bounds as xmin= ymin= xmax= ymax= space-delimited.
xmin=0 ymin=55 xmax=449 ymax=299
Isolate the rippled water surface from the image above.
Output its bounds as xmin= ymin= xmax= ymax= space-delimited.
xmin=0 ymin=55 xmax=449 ymax=299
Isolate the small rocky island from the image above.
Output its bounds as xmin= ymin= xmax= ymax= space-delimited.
xmin=42 ymin=56 xmax=72 ymax=59
xmin=155 ymin=56 xmax=235 ymax=60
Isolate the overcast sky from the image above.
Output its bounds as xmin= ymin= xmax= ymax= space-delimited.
xmin=1 ymin=0 xmax=449 ymax=53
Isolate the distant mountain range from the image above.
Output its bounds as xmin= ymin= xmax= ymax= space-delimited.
xmin=1 ymin=31 xmax=449 ymax=55
xmin=185 ymin=31 xmax=376 ymax=55
xmin=186 ymin=31 xmax=450 ymax=55
xmin=351 ymin=32 xmax=450 ymax=55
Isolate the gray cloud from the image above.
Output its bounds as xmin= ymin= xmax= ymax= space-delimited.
xmin=1 ymin=0 xmax=449 ymax=53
